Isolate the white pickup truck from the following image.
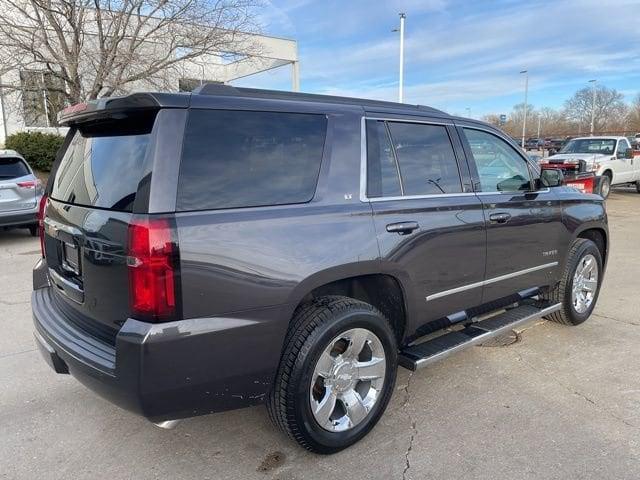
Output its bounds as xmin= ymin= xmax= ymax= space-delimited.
xmin=546 ymin=136 xmax=640 ymax=198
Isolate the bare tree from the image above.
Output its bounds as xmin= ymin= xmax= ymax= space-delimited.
xmin=0 ymin=0 xmax=262 ymax=105
xmin=563 ymin=85 xmax=626 ymax=133
xmin=628 ymin=94 xmax=640 ymax=134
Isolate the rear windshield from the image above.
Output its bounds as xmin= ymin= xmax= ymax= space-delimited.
xmin=51 ymin=117 xmax=154 ymax=212
xmin=0 ymin=157 xmax=29 ymax=179
xmin=177 ymin=110 xmax=327 ymax=211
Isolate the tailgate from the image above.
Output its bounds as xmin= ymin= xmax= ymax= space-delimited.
xmin=42 ymin=110 xmax=157 ymax=343
xmin=43 ymin=200 xmax=132 ymax=342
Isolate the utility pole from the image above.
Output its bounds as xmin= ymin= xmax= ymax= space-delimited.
xmin=520 ymin=70 xmax=528 ymax=148
xmin=397 ymin=13 xmax=406 ymax=103
xmin=0 ymin=77 xmax=8 ymax=144
xmin=537 ymin=113 xmax=541 ymax=139
xmin=589 ymin=79 xmax=597 ymax=136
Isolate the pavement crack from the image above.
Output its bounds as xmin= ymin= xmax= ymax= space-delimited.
xmin=593 ymin=313 xmax=640 ymax=327
xmin=516 ymin=354 xmax=638 ymax=430
xmin=0 ymin=299 xmax=30 ymax=306
xmin=402 ymin=372 xmax=417 ymax=480
xmin=0 ymin=348 xmax=36 ymax=359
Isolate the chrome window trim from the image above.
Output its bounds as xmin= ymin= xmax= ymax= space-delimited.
xmin=425 ymin=261 xmax=559 ymax=302
xmin=369 ymin=192 xmax=478 ymax=202
xmin=475 ymin=188 xmax=550 ymax=196
xmin=360 ymin=116 xmax=462 ymax=202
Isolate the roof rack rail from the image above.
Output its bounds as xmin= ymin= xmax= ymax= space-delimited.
xmin=191 ymin=83 xmax=241 ymax=96
xmin=191 ymin=83 xmax=447 ymax=115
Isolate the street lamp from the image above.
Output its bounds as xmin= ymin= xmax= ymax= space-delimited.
xmin=520 ymin=70 xmax=528 ymax=148
xmin=589 ymin=79 xmax=597 ymax=136
xmin=393 ymin=13 xmax=406 ymax=103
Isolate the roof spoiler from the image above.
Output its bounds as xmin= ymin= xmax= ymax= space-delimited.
xmin=57 ymin=92 xmax=190 ymax=126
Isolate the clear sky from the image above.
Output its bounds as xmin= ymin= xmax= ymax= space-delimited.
xmin=231 ymin=0 xmax=640 ymax=117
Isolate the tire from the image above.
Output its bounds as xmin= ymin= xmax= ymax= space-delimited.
xmin=599 ymin=172 xmax=612 ymax=199
xmin=636 ymin=180 xmax=640 ymax=193
xmin=543 ymin=238 xmax=603 ymax=326
xmin=28 ymin=225 xmax=38 ymax=237
xmin=267 ymin=296 xmax=398 ymax=454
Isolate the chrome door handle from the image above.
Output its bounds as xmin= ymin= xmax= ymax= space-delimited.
xmin=386 ymin=221 xmax=419 ymax=235
xmin=489 ymin=212 xmax=511 ymax=224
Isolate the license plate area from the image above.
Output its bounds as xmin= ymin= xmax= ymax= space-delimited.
xmin=62 ymin=241 xmax=81 ymax=275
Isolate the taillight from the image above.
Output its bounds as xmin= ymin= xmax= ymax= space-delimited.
xmin=127 ymin=218 xmax=179 ymax=322
xmin=17 ymin=180 xmax=37 ymax=188
xmin=38 ymin=194 xmax=48 ymax=257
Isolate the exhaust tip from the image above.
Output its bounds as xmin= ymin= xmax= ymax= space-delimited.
xmin=152 ymin=419 xmax=181 ymax=430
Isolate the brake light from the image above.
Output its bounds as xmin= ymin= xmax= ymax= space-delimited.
xmin=17 ymin=180 xmax=37 ymax=188
xmin=127 ymin=218 xmax=179 ymax=322
xmin=38 ymin=194 xmax=48 ymax=257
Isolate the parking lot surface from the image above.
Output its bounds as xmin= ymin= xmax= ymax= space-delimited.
xmin=1 ymin=190 xmax=639 ymax=480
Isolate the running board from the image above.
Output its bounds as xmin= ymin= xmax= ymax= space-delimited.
xmin=398 ymin=302 xmax=562 ymax=371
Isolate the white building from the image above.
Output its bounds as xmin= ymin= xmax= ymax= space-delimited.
xmin=0 ymin=31 xmax=299 ymax=145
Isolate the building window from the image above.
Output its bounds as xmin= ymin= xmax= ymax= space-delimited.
xmin=19 ymin=70 xmax=65 ymax=127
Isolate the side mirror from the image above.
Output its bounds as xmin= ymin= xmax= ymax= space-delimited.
xmin=539 ymin=168 xmax=564 ymax=188
xmin=626 ymin=149 xmax=634 ymax=159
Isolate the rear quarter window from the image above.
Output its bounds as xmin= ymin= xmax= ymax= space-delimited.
xmin=177 ymin=110 xmax=327 ymax=211
xmin=0 ymin=157 xmax=30 ymax=179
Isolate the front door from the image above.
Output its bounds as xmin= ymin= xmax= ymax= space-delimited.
xmin=364 ymin=117 xmax=486 ymax=330
xmin=457 ymin=126 xmax=564 ymax=303
xmin=614 ymin=138 xmax=634 ymax=183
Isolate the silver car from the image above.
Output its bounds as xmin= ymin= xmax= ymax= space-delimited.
xmin=0 ymin=149 xmax=43 ymax=236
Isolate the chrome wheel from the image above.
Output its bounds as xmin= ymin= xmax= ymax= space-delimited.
xmin=571 ymin=253 xmax=599 ymax=314
xmin=309 ymin=328 xmax=386 ymax=432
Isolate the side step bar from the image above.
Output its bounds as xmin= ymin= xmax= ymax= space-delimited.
xmin=398 ymin=302 xmax=562 ymax=371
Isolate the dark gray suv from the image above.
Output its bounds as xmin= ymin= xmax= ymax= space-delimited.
xmin=31 ymin=85 xmax=608 ymax=453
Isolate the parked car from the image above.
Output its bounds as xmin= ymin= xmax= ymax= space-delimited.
xmin=0 ymin=149 xmax=43 ymax=235
xmin=524 ymin=137 xmax=543 ymax=150
xmin=547 ymin=138 xmax=565 ymax=155
xmin=547 ymin=136 xmax=640 ymax=197
xmin=32 ymin=86 xmax=608 ymax=453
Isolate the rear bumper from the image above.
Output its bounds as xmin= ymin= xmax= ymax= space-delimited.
xmin=32 ymin=285 xmax=287 ymax=422
xmin=0 ymin=208 xmax=38 ymax=227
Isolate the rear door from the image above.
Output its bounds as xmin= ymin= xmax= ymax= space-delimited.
xmin=457 ymin=125 xmax=563 ymax=303
xmin=0 ymin=156 xmax=37 ymax=212
xmin=365 ymin=116 xmax=486 ymax=329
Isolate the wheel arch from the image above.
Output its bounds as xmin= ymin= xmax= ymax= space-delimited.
xmin=575 ymin=226 xmax=608 ymax=269
xmin=286 ymin=264 xmax=410 ymax=344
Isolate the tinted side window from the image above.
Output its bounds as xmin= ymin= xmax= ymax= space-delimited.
xmin=387 ymin=122 xmax=462 ymax=195
xmin=366 ymin=120 xmax=402 ymax=198
xmin=178 ymin=110 xmax=327 ymax=211
xmin=0 ymin=157 xmax=30 ymax=179
xmin=464 ymin=128 xmax=532 ymax=192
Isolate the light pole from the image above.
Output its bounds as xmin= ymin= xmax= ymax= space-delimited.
xmin=466 ymin=107 xmax=471 ymax=118
xmin=520 ymin=70 xmax=528 ymax=148
xmin=589 ymin=79 xmax=597 ymax=136
xmin=397 ymin=13 xmax=406 ymax=103
xmin=537 ymin=113 xmax=541 ymax=139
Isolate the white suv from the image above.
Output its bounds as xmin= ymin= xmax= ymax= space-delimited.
xmin=0 ymin=150 xmax=43 ymax=235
